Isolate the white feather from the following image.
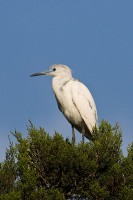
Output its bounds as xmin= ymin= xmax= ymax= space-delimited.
xmin=31 ymin=64 xmax=98 ymax=142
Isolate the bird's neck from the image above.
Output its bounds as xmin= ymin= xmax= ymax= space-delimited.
xmin=52 ymin=76 xmax=72 ymax=92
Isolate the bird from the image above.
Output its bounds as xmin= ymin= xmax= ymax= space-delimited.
xmin=30 ymin=64 xmax=98 ymax=144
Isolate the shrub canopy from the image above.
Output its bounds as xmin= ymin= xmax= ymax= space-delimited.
xmin=0 ymin=120 xmax=133 ymax=199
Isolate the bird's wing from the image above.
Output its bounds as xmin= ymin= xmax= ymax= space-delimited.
xmin=71 ymin=79 xmax=98 ymax=132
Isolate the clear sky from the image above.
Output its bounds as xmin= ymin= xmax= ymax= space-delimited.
xmin=0 ymin=1 xmax=133 ymax=161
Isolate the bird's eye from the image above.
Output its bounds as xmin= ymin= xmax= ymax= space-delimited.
xmin=53 ymin=68 xmax=56 ymax=71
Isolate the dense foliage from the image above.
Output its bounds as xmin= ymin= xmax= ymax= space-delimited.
xmin=0 ymin=120 xmax=133 ymax=199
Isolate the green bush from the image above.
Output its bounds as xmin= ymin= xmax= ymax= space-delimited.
xmin=0 ymin=120 xmax=132 ymax=199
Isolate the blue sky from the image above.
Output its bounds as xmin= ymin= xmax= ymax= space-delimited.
xmin=0 ymin=1 xmax=133 ymax=161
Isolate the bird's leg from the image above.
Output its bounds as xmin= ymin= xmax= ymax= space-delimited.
xmin=81 ymin=121 xmax=85 ymax=143
xmin=82 ymin=126 xmax=85 ymax=143
xmin=72 ymin=125 xmax=75 ymax=145
xmin=82 ymin=134 xmax=85 ymax=143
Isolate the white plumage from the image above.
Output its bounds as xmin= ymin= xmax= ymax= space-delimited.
xmin=30 ymin=64 xmax=98 ymax=143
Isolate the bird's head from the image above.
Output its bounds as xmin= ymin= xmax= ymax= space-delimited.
xmin=30 ymin=64 xmax=72 ymax=78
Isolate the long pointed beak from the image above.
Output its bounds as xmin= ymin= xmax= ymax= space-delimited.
xmin=30 ymin=71 xmax=50 ymax=77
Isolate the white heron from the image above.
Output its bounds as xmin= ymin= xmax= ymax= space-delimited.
xmin=30 ymin=64 xmax=98 ymax=144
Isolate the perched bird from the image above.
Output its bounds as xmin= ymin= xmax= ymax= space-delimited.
xmin=30 ymin=64 xmax=98 ymax=144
